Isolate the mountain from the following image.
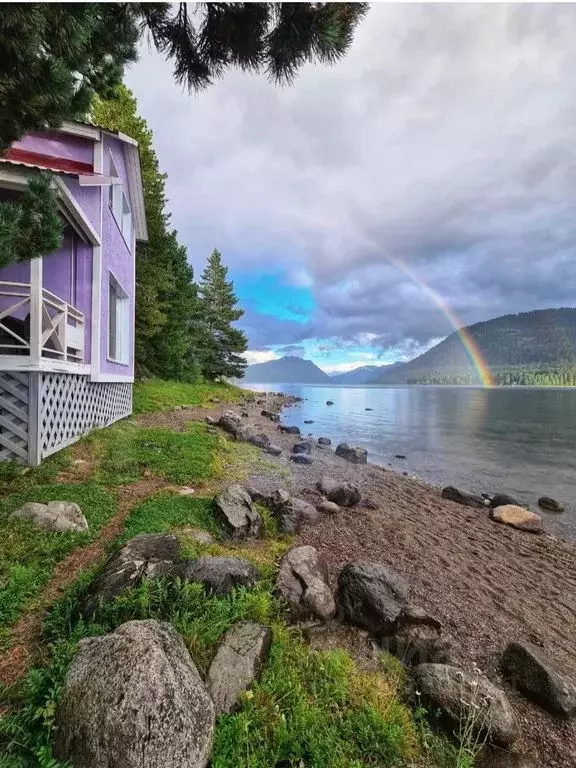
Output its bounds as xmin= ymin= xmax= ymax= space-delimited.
xmin=330 ymin=364 xmax=396 ymax=384
xmin=242 ymin=356 xmax=331 ymax=384
xmin=372 ymin=308 xmax=576 ymax=386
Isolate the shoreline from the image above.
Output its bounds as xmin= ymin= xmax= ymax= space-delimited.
xmin=222 ymin=389 xmax=576 ymax=767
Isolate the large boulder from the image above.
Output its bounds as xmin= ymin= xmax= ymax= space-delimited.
xmin=271 ymin=495 xmax=322 ymax=534
xmin=316 ymin=499 xmax=340 ymax=515
xmin=290 ymin=454 xmax=313 ymax=465
xmin=207 ymin=622 xmax=271 ymax=714
xmin=79 ymin=534 xmax=179 ymax=618
xmin=54 ymin=620 xmax=214 ymax=768
xmin=335 ymin=443 xmax=367 ymax=464
xmin=317 ymin=476 xmax=361 ymax=507
xmin=265 ymin=444 xmax=282 ymax=456
xmin=292 ymin=440 xmax=312 ymax=455
xmin=280 ymin=425 xmax=300 ymax=435
xmin=11 ymin=500 xmax=88 ymax=533
xmin=247 ymin=433 xmax=271 ymax=449
xmin=218 ymin=410 xmax=243 ymax=437
xmin=317 ymin=437 xmax=332 ymax=446
xmin=537 ymin=496 xmax=564 ymax=513
xmin=213 ymin=484 xmax=262 ymax=540
xmin=337 ymin=562 xmax=409 ymax=634
xmin=502 ymin=642 xmax=576 ymax=718
xmin=173 ymin=557 xmax=261 ymax=596
xmin=441 ymin=486 xmax=486 ymax=509
xmin=277 ymin=546 xmax=335 ymax=620
xmin=490 ymin=505 xmax=543 ymax=534
xmin=411 ymin=664 xmax=518 ymax=747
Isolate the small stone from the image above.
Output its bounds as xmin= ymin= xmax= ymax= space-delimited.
xmin=317 ymin=499 xmax=340 ymax=515
xmin=247 ymin=433 xmax=271 ymax=449
xmin=272 ymin=494 xmax=322 ymax=534
xmin=290 ymin=454 xmax=313 ymax=465
xmin=264 ymin=444 xmax=282 ymax=456
xmin=304 ymin=420 xmax=314 ymax=424
xmin=326 ymin=400 xmax=334 ymax=405
xmin=317 ymin=476 xmax=361 ymax=507
xmin=173 ymin=557 xmax=261 ymax=596
xmin=277 ymin=546 xmax=335 ymax=620
xmin=11 ymin=500 xmax=89 ymax=533
xmin=365 ymin=407 xmax=373 ymax=411
xmin=395 ymin=454 xmax=407 ymax=459
xmin=292 ymin=440 xmax=312 ymax=455
xmin=213 ymin=484 xmax=262 ymax=540
xmin=490 ymin=493 xmax=521 ymax=509
xmin=502 ymin=642 xmax=576 ymax=718
xmin=537 ymin=496 xmax=564 ymax=513
xmin=441 ymin=486 xmax=486 ymax=509
xmin=207 ymin=622 xmax=271 ymax=714
xmin=317 ymin=437 xmax=332 ymax=446
xmin=280 ymin=425 xmax=300 ymax=434
xmin=411 ymin=664 xmax=518 ymax=747
xmin=335 ymin=443 xmax=367 ymax=464
xmin=178 ymin=486 xmax=196 ymax=495
xmin=490 ymin=505 xmax=543 ymax=534
xmin=205 ymin=415 xmax=219 ymax=425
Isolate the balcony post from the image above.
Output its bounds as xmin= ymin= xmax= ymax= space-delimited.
xmin=29 ymin=256 xmax=43 ymax=364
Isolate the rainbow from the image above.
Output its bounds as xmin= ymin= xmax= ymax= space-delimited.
xmin=380 ymin=252 xmax=494 ymax=388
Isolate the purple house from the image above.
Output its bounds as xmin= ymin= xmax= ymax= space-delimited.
xmin=0 ymin=121 xmax=147 ymax=465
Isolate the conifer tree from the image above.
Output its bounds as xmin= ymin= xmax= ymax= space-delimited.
xmin=197 ymin=249 xmax=248 ymax=380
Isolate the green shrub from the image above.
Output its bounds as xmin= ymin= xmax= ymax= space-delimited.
xmin=133 ymin=379 xmax=244 ymax=414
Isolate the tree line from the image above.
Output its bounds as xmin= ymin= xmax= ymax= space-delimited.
xmin=93 ymin=86 xmax=247 ymax=382
xmin=407 ymin=366 xmax=576 ymax=387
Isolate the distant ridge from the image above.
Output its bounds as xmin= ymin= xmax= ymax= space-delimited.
xmin=242 ymin=355 xmax=331 ymax=384
xmin=330 ymin=364 xmax=396 ymax=384
xmin=371 ymin=308 xmax=576 ymax=386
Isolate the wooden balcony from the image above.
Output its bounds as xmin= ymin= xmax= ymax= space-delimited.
xmin=0 ymin=274 xmax=85 ymax=372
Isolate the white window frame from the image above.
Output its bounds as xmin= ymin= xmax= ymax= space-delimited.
xmin=108 ymin=151 xmax=134 ymax=248
xmin=107 ymin=272 xmax=130 ymax=365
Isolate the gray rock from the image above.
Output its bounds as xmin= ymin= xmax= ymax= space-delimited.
xmin=335 ymin=443 xmax=367 ymax=464
xmin=317 ymin=437 xmax=332 ymax=446
xmin=502 ymin=642 xmax=576 ymax=718
xmin=207 ymin=622 xmax=271 ymax=714
xmin=290 ymin=454 xmax=313 ymax=465
xmin=382 ymin=621 xmax=450 ymax=666
xmin=54 ymin=620 xmax=214 ymax=768
xmin=247 ymin=433 xmax=271 ymax=449
xmin=277 ymin=546 xmax=335 ymax=620
xmin=490 ymin=493 xmax=521 ymax=509
xmin=326 ymin=400 xmax=334 ymax=405
xmin=441 ymin=486 xmax=486 ymax=509
xmin=337 ymin=562 xmax=409 ymax=634
xmin=264 ymin=444 xmax=282 ymax=456
xmin=270 ymin=488 xmax=291 ymax=508
xmin=490 ymin=505 xmax=543 ymax=534
xmin=79 ymin=534 xmax=179 ymax=617
xmin=317 ymin=476 xmax=361 ymax=507
xmin=280 ymin=425 xmax=300 ymax=434
xmin=411 ymin=663 xmax=518 ymax=747
xmin=537 ymin=496 xmax=564 ymax=513
xmin=213 ymin=484 xmax=262 ymax=540
xmin=317 ymin=499 xmax=340 ymax=515
xmin=272 ymin=495 xmax=322 ymax=534
xmin=173 ymin=557 xmax=261 ymax=596
xmin=218 ymin=410 xmax=243 ymax=436
xmin=205 ymin=416 xmax=219 ymax=426
xmin=12 ymin=500 xmax=88 ymax=533
xmin=304 ymin=420 xmax=314 ymax=424
xmin=292 ymin=440 xmax=312 ymax=455
xmin=245 ymin=486 xmax=274 ymax=505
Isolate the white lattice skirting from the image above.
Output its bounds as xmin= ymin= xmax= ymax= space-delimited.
xmin=0 ymin=372 xmax=132 ymax=465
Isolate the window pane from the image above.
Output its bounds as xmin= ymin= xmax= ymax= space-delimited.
xmin=109 ymin=281 xmax=117 ymax=360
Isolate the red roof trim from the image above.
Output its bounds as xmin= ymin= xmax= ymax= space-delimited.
xmin=2 ymin=148 xmax=93 ymax=175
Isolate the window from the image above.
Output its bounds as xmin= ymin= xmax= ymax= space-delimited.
xmin=108 ymin=152 xmax=133 ymax=247
xmin=108 ymin=273 xmax=129 ymax=364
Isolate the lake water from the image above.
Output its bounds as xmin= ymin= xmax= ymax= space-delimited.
xmin=244 ymin=384 xmax=576 ymax=540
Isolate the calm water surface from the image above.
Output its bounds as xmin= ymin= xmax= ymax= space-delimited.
xmin=244 ymin=384 xmax=576 ymax=540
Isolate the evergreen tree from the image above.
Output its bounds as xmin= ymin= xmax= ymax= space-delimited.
xmin=92 ymin=86 xmax=200 ymax=380
xmin=197 ymin=249 xmax=248 ymax=380
xmin=0 ymin=174 xmax=63 ymax=267
xmin=1 ymin=3 xmax=367 ymax=150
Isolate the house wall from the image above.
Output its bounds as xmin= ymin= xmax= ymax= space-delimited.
xmin=99 ymin=135 xmax=134 ymax=379
xmin=62 ymin=177 xmax=101 ymax=235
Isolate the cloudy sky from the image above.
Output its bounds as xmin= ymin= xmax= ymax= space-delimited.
xmin=126 ymin=4 xmax=576 ymax=373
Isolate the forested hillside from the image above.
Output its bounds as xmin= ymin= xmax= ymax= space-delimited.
xmin=373 ymin=309 xmax=576 ymax=386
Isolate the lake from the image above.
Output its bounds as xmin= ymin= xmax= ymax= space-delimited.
xmin=243 ymin=384 xmax=576 ymax=540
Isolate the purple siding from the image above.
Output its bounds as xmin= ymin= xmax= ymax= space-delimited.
xmin=99 ymin=136 xmax=134 ymax=377
xmin=43 ymin=231 xmax=73 ymax=303
xmin=13 ymin=132 xmax=93 ymax=165
xmin=62 ymin=177 xmax=101 ymax=234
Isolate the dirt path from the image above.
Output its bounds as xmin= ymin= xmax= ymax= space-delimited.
xmin=0 ymin=478 xmax=164 ymax=688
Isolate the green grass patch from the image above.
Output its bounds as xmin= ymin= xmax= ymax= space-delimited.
xmin=87 ymin=422 xmax=218 ymax=486
xmin=133 ymin=378 xmax=244 ymax=414
xmin=121 ymin=494 xmax=221 ymax=541
xmin=0 ymin=484 xmax=116 ymax=652
xmin=0 ymin=452 xmax=71 ymax=498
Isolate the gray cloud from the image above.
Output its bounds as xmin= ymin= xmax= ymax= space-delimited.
xmin=276 ymin=345 xmax=306 ymax=357
xmin=127 ymin=4 xmax=576 ymax=353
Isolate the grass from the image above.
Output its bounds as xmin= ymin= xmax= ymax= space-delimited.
xmin=0 ymin=484 xmax=116 ymax=652
xmin=133 ymin=378 xmax=245 ymax=414
xmin=0 ymin=453 xmax=71 ymax=498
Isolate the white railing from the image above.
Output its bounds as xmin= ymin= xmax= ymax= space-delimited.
xmin=0 ymin=281 xmax=84 ymax=364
